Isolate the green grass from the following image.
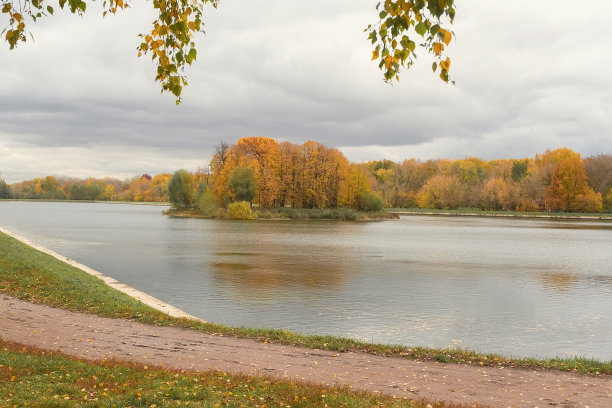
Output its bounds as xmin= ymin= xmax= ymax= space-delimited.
xmin=256 ymin=207 xmax=397 ymax=221
xmin=1 ymin=340 xmax=449 ymax=408
xmin=1 ymin=231 xmax=610 ymax=375
xmin=165 ymin=206 xmax=399 ymax=221
xmin=391 ymin=207 xmax=612 ymax=219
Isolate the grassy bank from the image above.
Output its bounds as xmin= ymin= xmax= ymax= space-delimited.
xmin=1 ymin=340 xmax=445 ymax=408
xmin=164 ymin=206 xmax=399 ymax=221
xmin=1 ymin=230 xmax=610 ymax=375
xmin=391 ymin=207 xmax=612 ymax=220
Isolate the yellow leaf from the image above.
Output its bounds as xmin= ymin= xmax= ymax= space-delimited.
xmin=187 ymin=21 xmax=195 ymax=31
xmin=371 ymin=49 xmax=379 ymax=61
xmin=13 ymin=12 xmax=22 ymax=22
xmin=391 ymin=39 xmax=397 ymax=49
xmin=440 ymin=57 xmax=451 ymax=71
xmin=5 ymin=30 xmax=13 ymax=41
xmin=433 ymin=42 xmax=444 ymax=55
xmin=441 ymin=29 xmax=452 ymax=46
xmin=384 ymin=55 xmax=393 ymax=69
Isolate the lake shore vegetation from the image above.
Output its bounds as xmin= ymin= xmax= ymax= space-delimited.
xmin=0 ymin=339 xmax=457 ymax=408
xmin=3 ymin=142 xmax=611 ymax=215
xmin=391 ymin=207 xmax=612 ymax=220
xmin=1 ymin=230 xmax=610 ymax=375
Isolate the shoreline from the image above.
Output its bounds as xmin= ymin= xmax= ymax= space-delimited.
xmin=164 ymin=207 xmax=399 ymax=221
xmin=0 ymin=198 xmax=169 ymax=206
xmin=0 ymin=226 xmax=200 ymax=321
xmin=395 ymin=210 xmax=612 ymax=220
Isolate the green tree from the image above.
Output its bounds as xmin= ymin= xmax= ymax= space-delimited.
xmin=227 ymin=166 xmax=256 ymax=204
xmin=168 ymin=169 xmax=195 ymax=208
xmin=0 ymin=180 xmax=12 ymax=198
xmin=511 ymin=159 xmax=529 ymax=182
xmin=604 ymin=188 xmax=612 ymax=211
xmin=360 ymin=191 xmax=384 ymax=212
xmin=3 ymin=0 xmax=454 ymax=101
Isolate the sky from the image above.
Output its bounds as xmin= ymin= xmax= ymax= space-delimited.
xmin=1 ymin=0 xmax=611 ymax=183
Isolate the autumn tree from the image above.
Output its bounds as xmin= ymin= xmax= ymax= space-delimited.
xmin=481 ymin=178 xmax=516 ymax=211
xmin=168 ymin=169 xmax=195 ymax=208
xmin=235 ymin=137 xmax=281 ymax=208
xmin=416 ymin=174 xmax=465 ymax=209
xmin=144 ymin=173 xmax=171 ymax=201
xmin=3 ymin=0 xmax=455 ymax=101
xmin=584 ymin=154 xmax=612 ymax=196
xmin=103 ymin=184 xmax=116 ymax=200
xmin=544 ymin=155 xmax=602 ymax=212
xmin=36 ymin=176 xmax=58 ymax=197
xmin=341 ymin=164 xmax=371 ymax=209
xmin=121 ymin=176 xmax=150 ymax=201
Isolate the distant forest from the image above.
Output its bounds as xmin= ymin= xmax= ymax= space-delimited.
xmin=2 ymin=138 xmax=611 ymax=213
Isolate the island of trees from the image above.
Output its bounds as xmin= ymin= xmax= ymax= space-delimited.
xmin=2 ymin=138 xmax=611 ymax=218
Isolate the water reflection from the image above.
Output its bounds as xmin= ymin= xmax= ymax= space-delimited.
xmin=209 ymin=236 xmax=349 ymax=302
xmin=539 ymin=272 xmax=580 ymax=292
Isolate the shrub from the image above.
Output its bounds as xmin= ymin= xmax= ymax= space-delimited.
xmin=227 ymin=201 xmax=256 ymax=220
xmin=574 ymin=190 xmax=603 ymax=213
xmin=197 ymin=191 xmax=221 ymax=218
xmin=515 ymin=198 xmax=540 ymax=212
xmin=360 ymin=191 xmax=384 ymax=212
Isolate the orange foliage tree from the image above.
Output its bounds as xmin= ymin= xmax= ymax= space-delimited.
xmin=545 ymin=154 xmax=602 ymax=212
xmin=211 ymin=137 xmax=361 ymax=209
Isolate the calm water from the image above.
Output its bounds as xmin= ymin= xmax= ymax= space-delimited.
xmin=1 ymin=201 xmax=611 ymax=360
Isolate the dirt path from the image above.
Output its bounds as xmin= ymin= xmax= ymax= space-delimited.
xmin=1 ymin=295 xmax=610 ymax=408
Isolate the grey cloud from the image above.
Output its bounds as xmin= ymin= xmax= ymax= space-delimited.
xmin=1 ymin=0 xmax=611 ymax=182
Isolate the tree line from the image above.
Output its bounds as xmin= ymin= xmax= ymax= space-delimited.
xmin=2 ymin=141 xmax=611 ymax=213
xmin=2 ymin=174 xmax=171 ymax=202
xmin=362 ymin=148 xmax=612 ymax=212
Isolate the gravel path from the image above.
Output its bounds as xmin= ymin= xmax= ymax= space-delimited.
xmin=1 ymin=295 xmax=610 ymax=408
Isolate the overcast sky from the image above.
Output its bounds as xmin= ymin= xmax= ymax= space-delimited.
xmin=1 ymin=1 xmax=611 ymax=183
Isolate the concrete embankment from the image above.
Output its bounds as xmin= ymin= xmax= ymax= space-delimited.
xmin=0 ymin=226 xmax=201 ymax=321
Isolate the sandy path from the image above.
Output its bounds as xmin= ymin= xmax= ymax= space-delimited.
xmin=1 ymin=295 xmax=610 ymax=408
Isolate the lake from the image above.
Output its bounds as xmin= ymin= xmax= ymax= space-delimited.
xmin=1 ymin=201 xmax=611 ymax=360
